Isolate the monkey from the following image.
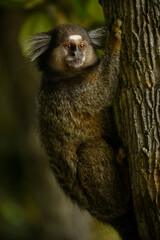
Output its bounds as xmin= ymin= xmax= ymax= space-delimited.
xmin=26 ymin=20 xmax=139 ymax=240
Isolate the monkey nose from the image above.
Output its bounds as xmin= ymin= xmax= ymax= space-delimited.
xmin=71 ymin=52 xmax=76 ymax=57
xmin=71 ymin=51 xmax=80 ymax=58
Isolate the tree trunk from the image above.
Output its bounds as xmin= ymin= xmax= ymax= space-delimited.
xmin=100 ymin=0 xmax=160 ymax=239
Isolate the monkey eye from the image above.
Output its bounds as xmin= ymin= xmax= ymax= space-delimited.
xmin=64 ymin=43 xmax=72 ymax=50
xmin=79 ymin=42 xmax=86 ymax=50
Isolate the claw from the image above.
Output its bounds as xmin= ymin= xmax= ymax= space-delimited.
xmin=117 ymin=19 xmax=123 ymax=28
xmin=115 ymin=30 xmax=122 ymax=40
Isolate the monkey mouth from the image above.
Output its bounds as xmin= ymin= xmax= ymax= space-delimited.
xmin=67 ymin=58 xmax=83 ymax=68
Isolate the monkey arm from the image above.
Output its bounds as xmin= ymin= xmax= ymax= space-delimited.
xmin=91 ymin=20 xmax=122 ymax=106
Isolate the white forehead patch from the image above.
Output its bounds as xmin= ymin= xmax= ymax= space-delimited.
xmin=69 ymin=35 xmax=82 ymax=41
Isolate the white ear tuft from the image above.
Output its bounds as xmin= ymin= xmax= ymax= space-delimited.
xmin=25 ymin=33 xmax=51 ymax=61
xmin=88 ymin=26 xmax=107 ymax=49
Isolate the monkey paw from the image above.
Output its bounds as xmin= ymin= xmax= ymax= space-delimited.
xmin=114 ymin=19 xmax=122 ymax=40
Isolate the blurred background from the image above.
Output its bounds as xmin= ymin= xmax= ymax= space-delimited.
xmin=0 ymin=0 xmax=120 ymax=239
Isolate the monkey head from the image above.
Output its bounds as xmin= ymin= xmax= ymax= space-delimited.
xmin=48 ymin=24 xmax=98 ymax=71
xmin=26 ymin=24 xmax=107 ymax=73
xmin=54 ymin=34 xmax=93 ymax=69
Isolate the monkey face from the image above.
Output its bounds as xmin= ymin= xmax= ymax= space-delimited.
xmin=63 ymin=35 xmax=87 ymax=68
xmin=50 ymin=34 xmax=98 ymax=72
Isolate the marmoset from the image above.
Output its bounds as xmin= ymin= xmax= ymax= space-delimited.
xmin=27 ymin=20 xmax=138 ymax=239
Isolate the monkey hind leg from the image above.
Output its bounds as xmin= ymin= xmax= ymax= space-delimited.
xmin=77 ymin=138 xmax=128 ymax=222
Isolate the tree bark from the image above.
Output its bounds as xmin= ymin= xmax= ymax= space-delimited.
xmin=100 ymin=0 xmax=160 ymax=239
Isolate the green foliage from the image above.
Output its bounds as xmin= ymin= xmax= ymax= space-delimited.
xmin=85 ymin=0 xmax=105 ymax=24
xmin=0 ymin=197 xmax=30 ymax=239
xmin=71 ymin=0 xmax=87 ymax=19
xmin=0 ymin=0 xmax=44 ymax=8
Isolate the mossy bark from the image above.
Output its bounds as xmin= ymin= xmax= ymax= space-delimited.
xmin=100 ymin=0 xmax=160 ymax=239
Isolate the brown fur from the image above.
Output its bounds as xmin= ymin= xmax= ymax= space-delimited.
xmin=36 ymin=21 xmax=134 ymax=239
